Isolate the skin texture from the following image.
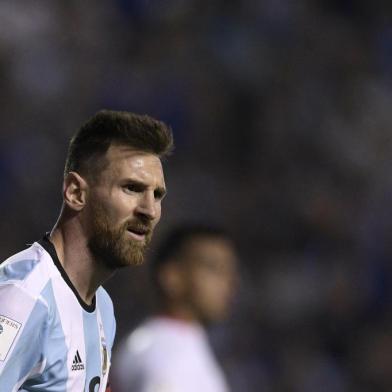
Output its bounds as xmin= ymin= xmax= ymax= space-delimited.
xmin=50 ymin=145 xmax=166 ymax=304
xmin=160 ymin=236 xmax=238 ymax=325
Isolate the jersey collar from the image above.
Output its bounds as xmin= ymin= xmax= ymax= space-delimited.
xmin=38 ymin=234 xmax=96 ymax=313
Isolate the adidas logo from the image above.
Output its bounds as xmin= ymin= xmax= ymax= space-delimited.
xmin=71 ymin=350 xmax=85 ymax=371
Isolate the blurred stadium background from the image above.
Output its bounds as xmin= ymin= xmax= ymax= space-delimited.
xmin=1 ymin=1 xmax=392 ymax=391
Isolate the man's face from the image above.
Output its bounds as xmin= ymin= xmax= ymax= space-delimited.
xmin=182 ymin=237 xmax=238 ymax=324
xmin=85 ymin=145 xmax=166 ymax=269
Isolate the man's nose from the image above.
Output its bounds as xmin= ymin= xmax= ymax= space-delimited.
xmin=135 ymin=192 xmax=157 ymax=221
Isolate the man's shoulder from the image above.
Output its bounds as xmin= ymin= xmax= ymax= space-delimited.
xmin=0 ymin=242 xmax=57 ymax=305
xmin=121 ymin=318 xmax=188 ymax=359
xmin=96 ymin=286 xmax=115 ymax=330
xmin=96 ymin=286 xmax=114 ymax=313
xmin=0 ymin=243 xmax=50 ymax=284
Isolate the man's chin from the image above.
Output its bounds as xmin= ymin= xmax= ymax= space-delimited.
xmin=89 ymin=228 xmax=152 ymax=269
xmin=119 ymin=253 xmax=145 ymax=267
xmin=114 ymin=241 xmax=147 ymax=267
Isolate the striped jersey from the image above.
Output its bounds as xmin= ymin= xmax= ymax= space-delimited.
xmin=0 ymin=236 xmax=116 ymax=391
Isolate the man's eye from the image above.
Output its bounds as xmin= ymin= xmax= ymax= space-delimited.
xmin=154 ymin=190 xmax=164 ymax=200
xmin=124 ymin=184 xmax=141 ymax=193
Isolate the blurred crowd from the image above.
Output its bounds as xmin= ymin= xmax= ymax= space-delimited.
xmin=1 ymin=1 xmax=392 ymax=391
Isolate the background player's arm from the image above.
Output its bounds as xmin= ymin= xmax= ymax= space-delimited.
xmin=112 ymin=347 xmax=184 ymax=392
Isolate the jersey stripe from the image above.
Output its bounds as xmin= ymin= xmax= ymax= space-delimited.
xmin=83 ymin=311 xmax=101 ymax=391
xmin=50 ymin=269 xmax=86 ymax=392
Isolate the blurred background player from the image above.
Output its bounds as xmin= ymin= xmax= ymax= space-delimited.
xmin=111 ymin=225 xmax=238 ymax=392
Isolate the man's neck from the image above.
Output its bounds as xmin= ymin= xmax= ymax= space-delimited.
xmin=49 ymin=221 xmax=114 ymax=305
xmin=158 ymin=304 xmax=201 ymax=325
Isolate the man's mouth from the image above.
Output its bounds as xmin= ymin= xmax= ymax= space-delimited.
xmin=126 ymin=225 xmax=150 ymax=242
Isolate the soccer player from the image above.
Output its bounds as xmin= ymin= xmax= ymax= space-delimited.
xmin=0 ymin=110 xmax=173 ymax=391
xmin=111 ymin=225 xmax=238 ymax=392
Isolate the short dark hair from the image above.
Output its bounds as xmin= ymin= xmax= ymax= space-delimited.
xmin=64 ymin=110 xmax=174 ymax=178
xmin=150 ymin=224 xmax=229 ymax=289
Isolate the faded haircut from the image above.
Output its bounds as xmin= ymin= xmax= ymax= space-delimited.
xmin=64 ymin=109 xmax=174 ymax=179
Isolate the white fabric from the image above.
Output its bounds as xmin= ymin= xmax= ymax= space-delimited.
xmin=113 ymin=317 xmax=229 ymax=392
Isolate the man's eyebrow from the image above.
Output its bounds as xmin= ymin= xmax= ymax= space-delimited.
xmin=122 ymin=179 xmax=147 ymax=188
xmin=123 ymin=179 xmax=167 ymax=197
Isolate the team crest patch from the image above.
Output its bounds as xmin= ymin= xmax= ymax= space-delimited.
xmin=101 ymin=341 xmax=108 ymax=376
xmin=0 ymin=315 xmax=22 ymax=361
xmin=99 ymin=322 xmax=109 ymax=376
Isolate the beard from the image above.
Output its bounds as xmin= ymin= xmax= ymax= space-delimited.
xmin=87 ymin=205 xmax=153 ymax=270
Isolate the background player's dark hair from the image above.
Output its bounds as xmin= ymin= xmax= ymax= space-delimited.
xmin=150 ymin=224 xmax=230 ymax=293
xmin=64 ymin=109 xmax=174 ymax=180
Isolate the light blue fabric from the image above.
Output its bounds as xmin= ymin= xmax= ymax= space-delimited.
xmin=83 ymin=310 xmax=102 ymax=390
xmin=21 ymin=281 xmax=69 ymax=392
xmin=0 ymin=285 xmax=49 ymax=391
xmin=96 ymin=288 xmax=116 ymax=351
xmin=0 ymin=257 xmax=38 ymax=282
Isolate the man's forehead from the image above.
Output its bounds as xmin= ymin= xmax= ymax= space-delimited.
xmin=185 ymin=237 xmax=236 ymax=258
xmin=103 ymin=145 xmax=164 ymax=179
xmin=105 ymin=145 xmax=158 ymax=165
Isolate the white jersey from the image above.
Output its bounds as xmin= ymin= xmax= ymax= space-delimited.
xmin=0 ymin=236 xmax=116 ymax=391
xmin=112 ymin=317 xmax=229 ymax=392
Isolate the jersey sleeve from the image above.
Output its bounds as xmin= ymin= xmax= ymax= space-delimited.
xmin=0 ymin=283 xmax=49 ymax=390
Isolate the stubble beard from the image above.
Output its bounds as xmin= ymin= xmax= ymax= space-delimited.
xmin=88 ymin=207 xmax=153 ymax=270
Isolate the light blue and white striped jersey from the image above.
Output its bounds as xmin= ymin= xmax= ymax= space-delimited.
xmin=0 ymin=236 xmax=116 ymax=391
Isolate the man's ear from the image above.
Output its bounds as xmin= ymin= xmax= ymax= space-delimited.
xmin=63 ymin=172 xmax=89 ymax=211
xmin=159 ymin=261 xmax=185 ymax=300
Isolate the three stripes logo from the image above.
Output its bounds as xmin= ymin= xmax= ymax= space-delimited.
xmin=71 ymin=350 xmax=85 ymax=371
